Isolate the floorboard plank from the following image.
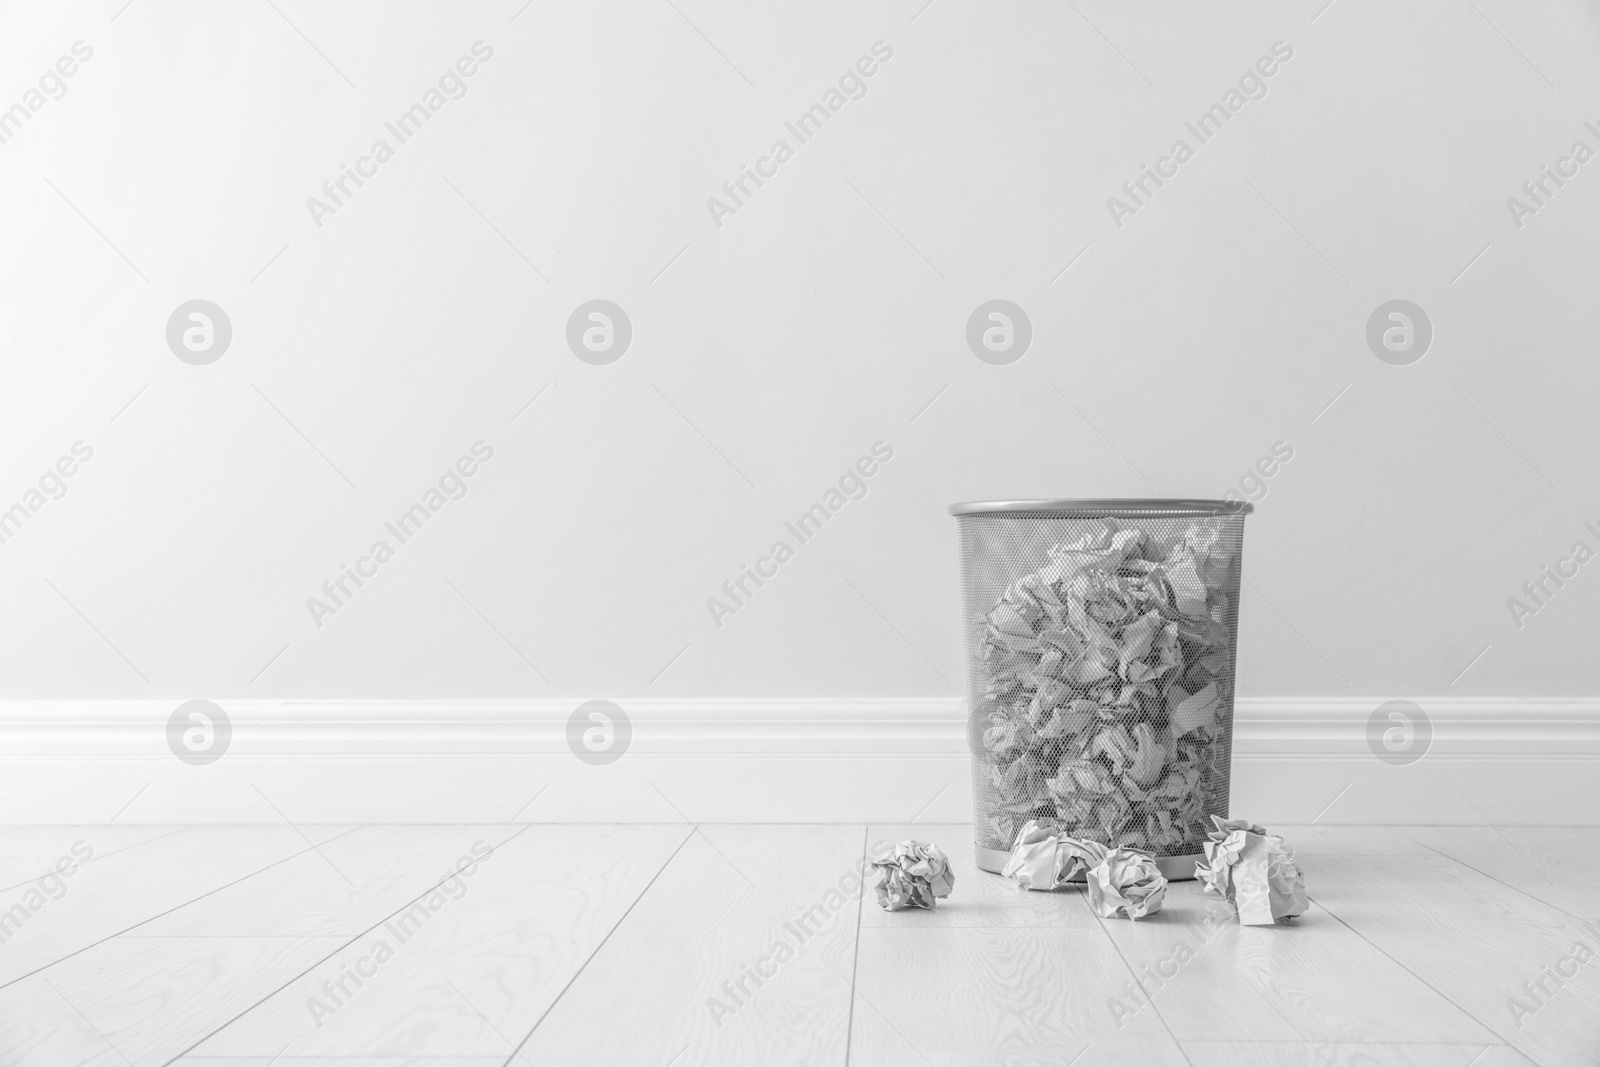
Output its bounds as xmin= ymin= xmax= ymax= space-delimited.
xmin=0 ymin=825 xmax=188 ymax=892
xmin=518 ymin=824 xmax=867 ymax=1066
xmin=0 ymin=822 xmax=1584 ymax=1065
xmin=0 ymin=825 xmax=353 ymax=987
xmin=0 ymin=935 xmax=345 ymax=1067
xmin=178 ymin=1060 xmax=506 ymax=1066
xmin=12 ymin=1052 xmax=517 ymax=1067
xmin=183 ymin=824 xmax=688 ymax=1060
xmin=1310 ymin=847 xmax=1600 ymax=1064
xmin=1181 ymin=1041 xmax=1499 ymax=1066
xmin=1091 ymin=879 xmax=1496 ymax=1044
xmin=133 ymin=825 xmax=526 ymax=938
xmin=850 ymin=925 xmax=1188 ymax=1066
xmin=1270 ymin=825 xmax=1422 ymax=856
xmin=1395 ymin=826 xmax=1600 ymax=920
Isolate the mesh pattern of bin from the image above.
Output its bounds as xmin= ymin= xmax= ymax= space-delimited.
xmin=951 ymin=500 xmax=1250 ymax=875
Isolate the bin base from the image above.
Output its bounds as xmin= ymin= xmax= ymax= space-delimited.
xmin=976 ymin=844 xmax=1200 ymax=882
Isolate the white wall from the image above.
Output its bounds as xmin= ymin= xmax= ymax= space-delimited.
xmin=2 ymin=1 xmax=1598 ymax=730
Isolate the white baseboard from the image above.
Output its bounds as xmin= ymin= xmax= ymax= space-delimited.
xmin=0 ymin=699 xmax=1594 ymax=825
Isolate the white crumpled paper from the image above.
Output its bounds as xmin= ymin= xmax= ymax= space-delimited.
xmin=1194 ymin=816 xmax=1308 ymax=925
xmin=873 ymin=840 xmax=955 ymax=911
xmin=1085 ymin=846 xmax=1168 ymax=920
xmin=1002 ymin=820 xmax=1167 ymax=920
xmin=1001 ymin=819 xmax=1103 ymax=890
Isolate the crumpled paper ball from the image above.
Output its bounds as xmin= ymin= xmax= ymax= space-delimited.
xmin=1194 ymin=815 xmax=1308 ymax=925
xmin=872 ymin=840 xmax=955 ymax=910
xmin=1085 ymin=847 xmax=1168 ymax=920
xmin=1001 ymin=819 xmax=1103 ymax=890
xmin=1001 ymin=821 xmax=1167 ymax=920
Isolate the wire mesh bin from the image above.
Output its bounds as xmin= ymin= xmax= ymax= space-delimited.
xmin=950 ymin=500 xmax=1251 ymax=881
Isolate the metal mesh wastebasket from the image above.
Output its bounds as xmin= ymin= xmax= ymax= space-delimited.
xmin=951 ymin=500 xmax=1250 ymax=881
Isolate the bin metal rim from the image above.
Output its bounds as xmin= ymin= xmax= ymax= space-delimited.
xmin=975 ymin=844 xmax=1201 ymax=882
xmin=950 ymin=499 xmax=1251 ymax=517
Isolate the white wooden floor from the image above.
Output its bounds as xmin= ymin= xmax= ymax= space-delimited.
xmin=0 ymin=823 xmax=1595 ymax=1066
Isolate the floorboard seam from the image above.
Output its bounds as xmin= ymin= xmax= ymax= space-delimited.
xmin=1181 ymin=1039 xmax=1510 ymax=1046
xmin=842 ymin=824 xmax=867 ymax=1067
xmin=1397 ymin=830 xmax=1597 ymax=927
xmin=157 ymin=822 xmax=535 ymax=1067
xmin=0 ymin=825 xmax=364 ymax=992
xmin=1306 ymin=894 xmax=1529 ymax=1062
xmin=1088 ymin=903 xmax=1197 ymax=1067
xmin=0 ymin=824 xmax=194 ymax=895
xmin=500 ymin=824 xmax=696 ymax=1067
